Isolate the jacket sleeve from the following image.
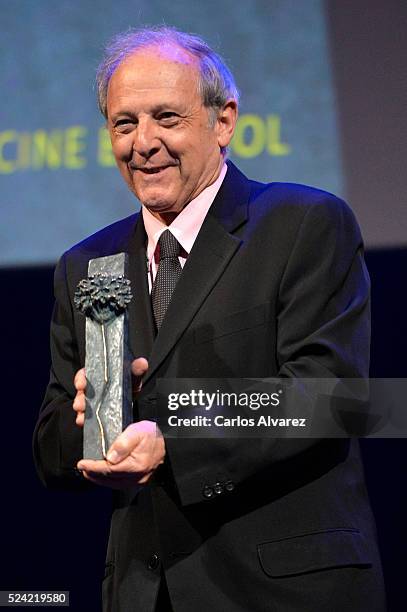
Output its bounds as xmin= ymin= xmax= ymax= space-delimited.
xmin=32 ymin=253 xmax=91 ymax=490
xmin=163 ymin=196 xmax=371 ymax=505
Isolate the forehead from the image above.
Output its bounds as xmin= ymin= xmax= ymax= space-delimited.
xmin=107 ymin=45 xmax=200 ymax=103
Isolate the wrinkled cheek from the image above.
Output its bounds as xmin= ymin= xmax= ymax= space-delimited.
xmin=116 ymin=162 xmax=130 ymax=182
xmin=114 ymin=164 xmax=136 ymax=194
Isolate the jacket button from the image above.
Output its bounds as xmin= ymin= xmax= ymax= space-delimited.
xmin=214 ymin=482 xmax=224 ymax=495
xmin=203 ymin=485 xmax=214 ymax=499
xmin=225 ymin=480 xmax=235 ymax=492
xmin=148 ymin=553 xmax=160 ymax=570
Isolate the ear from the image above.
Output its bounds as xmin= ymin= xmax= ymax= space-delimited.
xmin=216 ymin=99 xmax=238 ymax=149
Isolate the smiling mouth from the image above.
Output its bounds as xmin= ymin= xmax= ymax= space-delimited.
xmin=141 ymin=167 xmax=167 ymax=174
xmin=130 ymin=163 xmax=175 ymax=175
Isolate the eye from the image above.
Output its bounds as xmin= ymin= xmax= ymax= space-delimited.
xmin=158 ymin=112 xmax=180 ymax=124
xmin=113 ymin=118 xmax=135 ymax=133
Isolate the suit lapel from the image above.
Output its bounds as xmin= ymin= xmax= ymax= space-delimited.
xmin=143 ymin=161 xmax=251 ymax=385
xmin=126 ymin=214 xmax=155 ymax=361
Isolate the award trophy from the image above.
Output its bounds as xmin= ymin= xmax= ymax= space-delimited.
xmin=74 ymin=253 xmax=133 ymax=459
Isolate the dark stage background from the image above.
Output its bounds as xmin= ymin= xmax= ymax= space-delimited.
xmin=2 ymin=1 xmax=406 ymax=611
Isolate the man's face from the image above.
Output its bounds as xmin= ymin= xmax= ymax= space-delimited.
xmin=106 ymin=45 xmax=232 ymax=219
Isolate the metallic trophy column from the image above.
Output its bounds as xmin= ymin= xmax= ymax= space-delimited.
xmin=74 ymin=253 xmax=133 ymax=459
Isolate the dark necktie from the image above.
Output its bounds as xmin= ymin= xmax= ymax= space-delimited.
xmin=151 ymin=230 xmax=182 ymax=330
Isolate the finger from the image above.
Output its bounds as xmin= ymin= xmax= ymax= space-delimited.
xmin=73 ymin=388 xmax=86 ymax=428
xmin=77 ymin=459 xmax=111 ymax=474
xmin=131 ymin=357 xmax=149 ymax=394
xmin=74 ymin=368 xmax=86 ymax=391
xmin=80 ymin=457 xmax=148 ymax=479
xmin=131 ymin=357 xmax=149 ymax=377
xmin=75 ymin=412 xmax=85 ymax=427
xmin=72 ymin=391 xmax=85 ymax=413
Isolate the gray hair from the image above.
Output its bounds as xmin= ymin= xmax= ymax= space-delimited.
xmin=96 ymin=26 xmax=240 ymax=125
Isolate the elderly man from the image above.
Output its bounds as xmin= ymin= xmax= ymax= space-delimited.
xmin=33 ymin=27 xmax=385 ymax=612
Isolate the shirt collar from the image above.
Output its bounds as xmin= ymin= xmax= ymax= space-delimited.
xmin=143 ymin=162 xmax=228 ymax=262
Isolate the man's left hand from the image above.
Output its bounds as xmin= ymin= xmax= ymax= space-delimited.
xmin=77 ymin=420 xmax=165 ymax=490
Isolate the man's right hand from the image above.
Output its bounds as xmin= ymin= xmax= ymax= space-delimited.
xmin=72 ymin=357 xmax=149 ymax=428
xmin=72 ymin=368 xmax=87 ymax=426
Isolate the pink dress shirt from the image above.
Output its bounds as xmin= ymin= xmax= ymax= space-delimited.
xmin=142 ymin=163 xmax=228 ymax=292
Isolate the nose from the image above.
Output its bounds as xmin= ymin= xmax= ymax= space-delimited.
xmin=132 ymin=116 xmax=161 ymax=159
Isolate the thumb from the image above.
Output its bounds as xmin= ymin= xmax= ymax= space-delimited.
xmin=106 ymin=421 xmax=155 ymax=464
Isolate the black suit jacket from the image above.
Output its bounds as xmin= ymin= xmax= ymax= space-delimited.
xmin=33 ymin=162 xmax=385 ymax=611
